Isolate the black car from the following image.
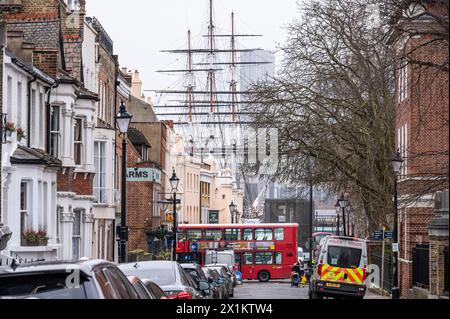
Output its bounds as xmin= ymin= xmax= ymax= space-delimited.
xmin=0 ymin=259 xmax=140 ymax=299
xmin=118 ymin=261 xmax=205 ymax=299
xmin=202 ymin=267 xmax=228 ymax=299
xmin=180 ymin=263 xmax=214 ymax=299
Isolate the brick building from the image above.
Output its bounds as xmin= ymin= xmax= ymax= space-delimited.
xmin=390 ymin=1 xmax=449 ymax=298
xmin=1 ymin=0 xmax=101 ymax=261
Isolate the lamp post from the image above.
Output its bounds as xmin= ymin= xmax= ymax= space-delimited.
xmin=338 ymin=194 xmax=349 ymax=237
xmin=169 ymin=169 xmax=180 ymax=262
xmin=115 ymin=101 xmax=132 ymax=264
xmin=335 ymin=200 xmax=341 ymax=236
xmin=229 ymin=201 xmax=237 ymax=224
xmin=391 ymin=150 xmax=403 ymax=300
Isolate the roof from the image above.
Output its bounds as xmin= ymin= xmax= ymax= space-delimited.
xmin=128 ymin=127 xmax=151 ymax=147
xmin=119 ymin=260 xmax=176 ymax=270
xmin=178 ymin=223 xmax=299 ymax=228
xmin=0 ymin=259 xmax=114 ymax=276
xmin=10 ymin=145 xmax=62 ymax=167
xmin=5 ymin=48 xmax=55 ymax=86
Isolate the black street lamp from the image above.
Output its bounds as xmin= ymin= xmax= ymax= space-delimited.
xmin=229 ymin=201 xmax=237 ymax=224
xmin=391 ymin=150 xmax=403 ymax=300
xmin=338 ymin=194 xmax=349 ymax=237
xmin=169 ymin=169 xmax=180 ymax=261
xmin=115 ymin=101 xmax=132 ymax=264
xmin=335 ymin=200 xmax=341 ymax=236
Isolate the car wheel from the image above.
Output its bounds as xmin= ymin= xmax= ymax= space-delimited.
xmin=257 ymin=270 xmax=271 ymax=282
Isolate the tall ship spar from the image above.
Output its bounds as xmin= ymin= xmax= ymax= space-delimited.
xmin=150 ymin=0 xmax=274 ymax=218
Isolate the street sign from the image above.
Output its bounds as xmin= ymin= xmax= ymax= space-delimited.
xmin=191 ymin=242 xmax=198 ymax=252
xmin=127 ymin=168 xmax=162 ymax=184
xmin=209 ymin=211 xmax=219 ymax=224
xmin=374 ymin=231 xmax=383 ymax=240
xmin=392 ymin=243 xmax=399 ymax=252
xmin=384 ymin=231 xmax=394 ymax=239
xmin=374 ymin=230 xmax=394 ymax=240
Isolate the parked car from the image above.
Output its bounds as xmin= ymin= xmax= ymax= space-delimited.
xmin=127 ymin=276 xmax=154 ymax=299
xmin=205 ymin=262 xmax=237 ymax=288
xmin=141 ymin=279 xmax=168 ymax=299
xmin=0 ymin=259 xmax=140 ymax=299
xmin=204 ymin=264 xmax=234 ymax=297
xmin=180 ymin=264 xmax=215 ymax=299
xmin=202 ymin=267 xmax=228 ymax=299
xmin=118 ymin=261 xmax=204 ymax=299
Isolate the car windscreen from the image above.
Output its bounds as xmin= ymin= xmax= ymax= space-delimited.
xmin=120 ymin=267 xmax=176 ymax=286
xmin=0 ymin=273 xmax=88 ymax=299
xmin=327 ymin=245 xmax=362 ymax=269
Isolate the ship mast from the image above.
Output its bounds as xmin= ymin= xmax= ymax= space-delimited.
xmin=207 ymin=0 xmax=216 ymax=115
xmin=187 ymin=29 xmax=194 ymax=124
xmin=230 ymin=12 xmax=237 ymax=123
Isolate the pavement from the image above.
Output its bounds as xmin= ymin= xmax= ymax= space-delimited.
xmin=232 ymin=280 xmax=389 ymax=299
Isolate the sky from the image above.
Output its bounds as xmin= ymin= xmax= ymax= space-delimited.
xmin=85 ymin=0 xmax=301 ymax=98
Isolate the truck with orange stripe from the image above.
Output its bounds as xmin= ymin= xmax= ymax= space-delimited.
xmin=308 ymin=236 xmax=368 ymax=299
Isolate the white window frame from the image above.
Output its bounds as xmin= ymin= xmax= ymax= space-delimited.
xmin=72 ymin=209 xmax=83 ymax=259
xmin=20 ymin=181 xmax=31 ymax=245
xmin=74 ymin=118 xmax=84 ymax=165
xmin=17 ymin=81 xmax=23 ymax=128
xmin=94 ymin=141 xmax=107 ymax=204
xmin=50 ymin=105 xmax=61 ymax=158
xmin=6 ymin=76 xmax=13 ymax=122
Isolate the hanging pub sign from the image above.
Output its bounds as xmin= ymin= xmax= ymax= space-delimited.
xmin=127 ymin=168 xmax=162 ymax=184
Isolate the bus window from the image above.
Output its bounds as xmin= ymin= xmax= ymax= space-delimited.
xmin=224 ymin=228 xmax=241 ymax=241
xmin=204 ymin=229 xmax=222 ymax=241
xmin=275 ymin=252 xmax=282 ymax=265
xmin=186 ymin=229 xmax=202 ymax=240
xmin=255 ymin=252 xmax=273 ymax=265
xmin=243 ymin=252 xmax=253 ymax=265
xmin=255 ymin=228 xmax=273 ymax=241
xmin=274 ymin=228 xmax=285 ymax=241
xmin=243 ymin=229 xmax=253 ymax=241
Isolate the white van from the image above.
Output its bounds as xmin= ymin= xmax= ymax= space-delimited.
xmin=204 ymin=250 xmax=236 ymax=270
xmin=308 ymin=236 xmax=368 ymax=299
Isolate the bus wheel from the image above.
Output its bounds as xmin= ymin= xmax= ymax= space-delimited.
xmin=258 ymin=270 xmax=271 ymax=282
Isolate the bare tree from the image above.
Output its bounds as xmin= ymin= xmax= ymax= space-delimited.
xmin=246 ymin=0 xmax=399 ymax=234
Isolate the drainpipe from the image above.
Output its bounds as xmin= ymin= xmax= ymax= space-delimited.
xmin=27 ymin=76 xmax=38 ymax=148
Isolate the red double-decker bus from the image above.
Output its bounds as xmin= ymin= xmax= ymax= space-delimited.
xmin=176 ymin=223 xmax=298 ymax=282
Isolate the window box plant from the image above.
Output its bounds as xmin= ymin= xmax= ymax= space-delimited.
xmin=5 ymin=121 xmax=16 ymax=137
xmin=21 ymin=228 xmax=50 ymax=247
xmin=16 ymin=127 xmax=26 ymax=142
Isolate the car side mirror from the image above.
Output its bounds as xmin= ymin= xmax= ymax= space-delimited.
xmin=217 ymin=278 xmax=225 ymax=285
xmin=208 ymin=278 xmax=213 ymax=284
xmin=227 ymin=273 xmax=232 ymax=278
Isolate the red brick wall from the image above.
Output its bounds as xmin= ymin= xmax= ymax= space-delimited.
xmin=57 ymin=168 xmax=93 ymax=196
xmin=1 ymin=0 xmax=86 ymax=81
xmin=124 ymin=141 xmax=158 ymax=252
xmin=395 ymin=3 xmax=449 ymax=298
